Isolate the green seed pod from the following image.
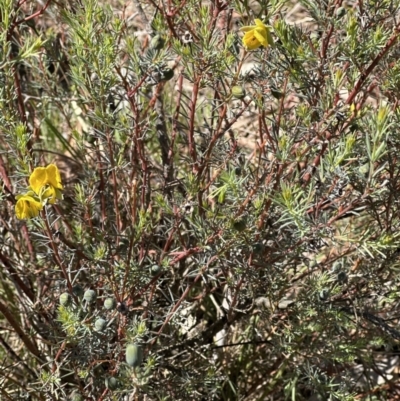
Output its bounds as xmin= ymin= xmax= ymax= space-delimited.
xmin=105 ymin=376 xmax=118 ymax=390
xmin=319 ymin=288 xmax=330 ymax=301
xmin=150 ymin=35 xmax=165 ymax=50
xmin=160 ymin=68 xmax=174 ymax=82
xmin=232 ymin=86 xmax=246 ymax=100
xmin=95 ymin=318 xmax=107 ymax=332
xmin=60 ymin=292 xmax=71 ymax=306
xmin=232 ymin=218 xmax=247 ymax=232
xmin=150 ymin=264 xmax=161 ymax=276
xmin=83 ymin=289 xmax=97 ymax=304
xmin=332 ymin=260 xmax=343 ymax=272
xmin=336 ymin=7 xmax=346 ymax=19
xmin=72 ymin=284 xmax=84 ymax=298
xmin=126 ymin=343 xmax=143 ymax=368
xmin=104 ymin=297 xmax=116 ymax=310
xmin=70 ymin=392 xmax=83 ymax=401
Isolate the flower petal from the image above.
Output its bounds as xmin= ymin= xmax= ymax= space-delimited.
xmin=29 ymin=164 xmax=63 ymax=203
xmin=239 ymin=26 xmax=255 ymax=32
xmin=240 ymin=19 xmax=273 ymax=50
xmin=29 ymin=167 xmax=48 ymax=195
xmin=45 ymin=164 xmax=63 ymax=190
xmin=42 ymin=186 xmax=57 ymax=204
xmin=254 ymin=28 xmax=268 ymax=47
xmin=15 ymin=195 xmax=43 ymax=220
xmin=254 ymin=19 xmax=266 ymax=28
xmin=243 ymin=31 xmax=262 ymax=50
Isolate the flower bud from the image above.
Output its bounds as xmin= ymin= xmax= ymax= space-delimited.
xmin=60 ymin=292 xmax=71 ymax=306
xmin=104 ymin=297 xmax=116 ymax=310
xmin=232 ymin=86 xmax=246 ymax=100
xmin=83 ymin=289 xmax=97 ymax=304
xmin=105 ymin=377 xmax=118 ymax=390
xmin=95 ymin=318 xmax=107 ymax=332
xmin=126 ymin=343 xmax=143 ymax=368
xmin=150 ymin=264 xmax=161 ymax=276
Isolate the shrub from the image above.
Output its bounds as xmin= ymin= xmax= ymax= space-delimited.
xmin=1 ymin=0 xmax=400 ymax=400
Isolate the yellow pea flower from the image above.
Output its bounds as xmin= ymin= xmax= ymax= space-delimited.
xmin=240 ymin=19 xmax=273 ymax=50
xmin=29 ymin=164 xmax=63 ymax=204
xmin=15 ymin=192 xmax=43 ymax=220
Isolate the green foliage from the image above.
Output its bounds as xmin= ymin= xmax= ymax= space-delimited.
xmin=1 ymin=0 xmax=400 ymax=400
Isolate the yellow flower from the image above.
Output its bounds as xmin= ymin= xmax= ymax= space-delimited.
xmin=240 ymin=19 xmax=273 ymax=50
xmin=29 ymin=164 xmax=63 ymax=204
xmin=15 ymin=193 xmax=43 ymax=220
